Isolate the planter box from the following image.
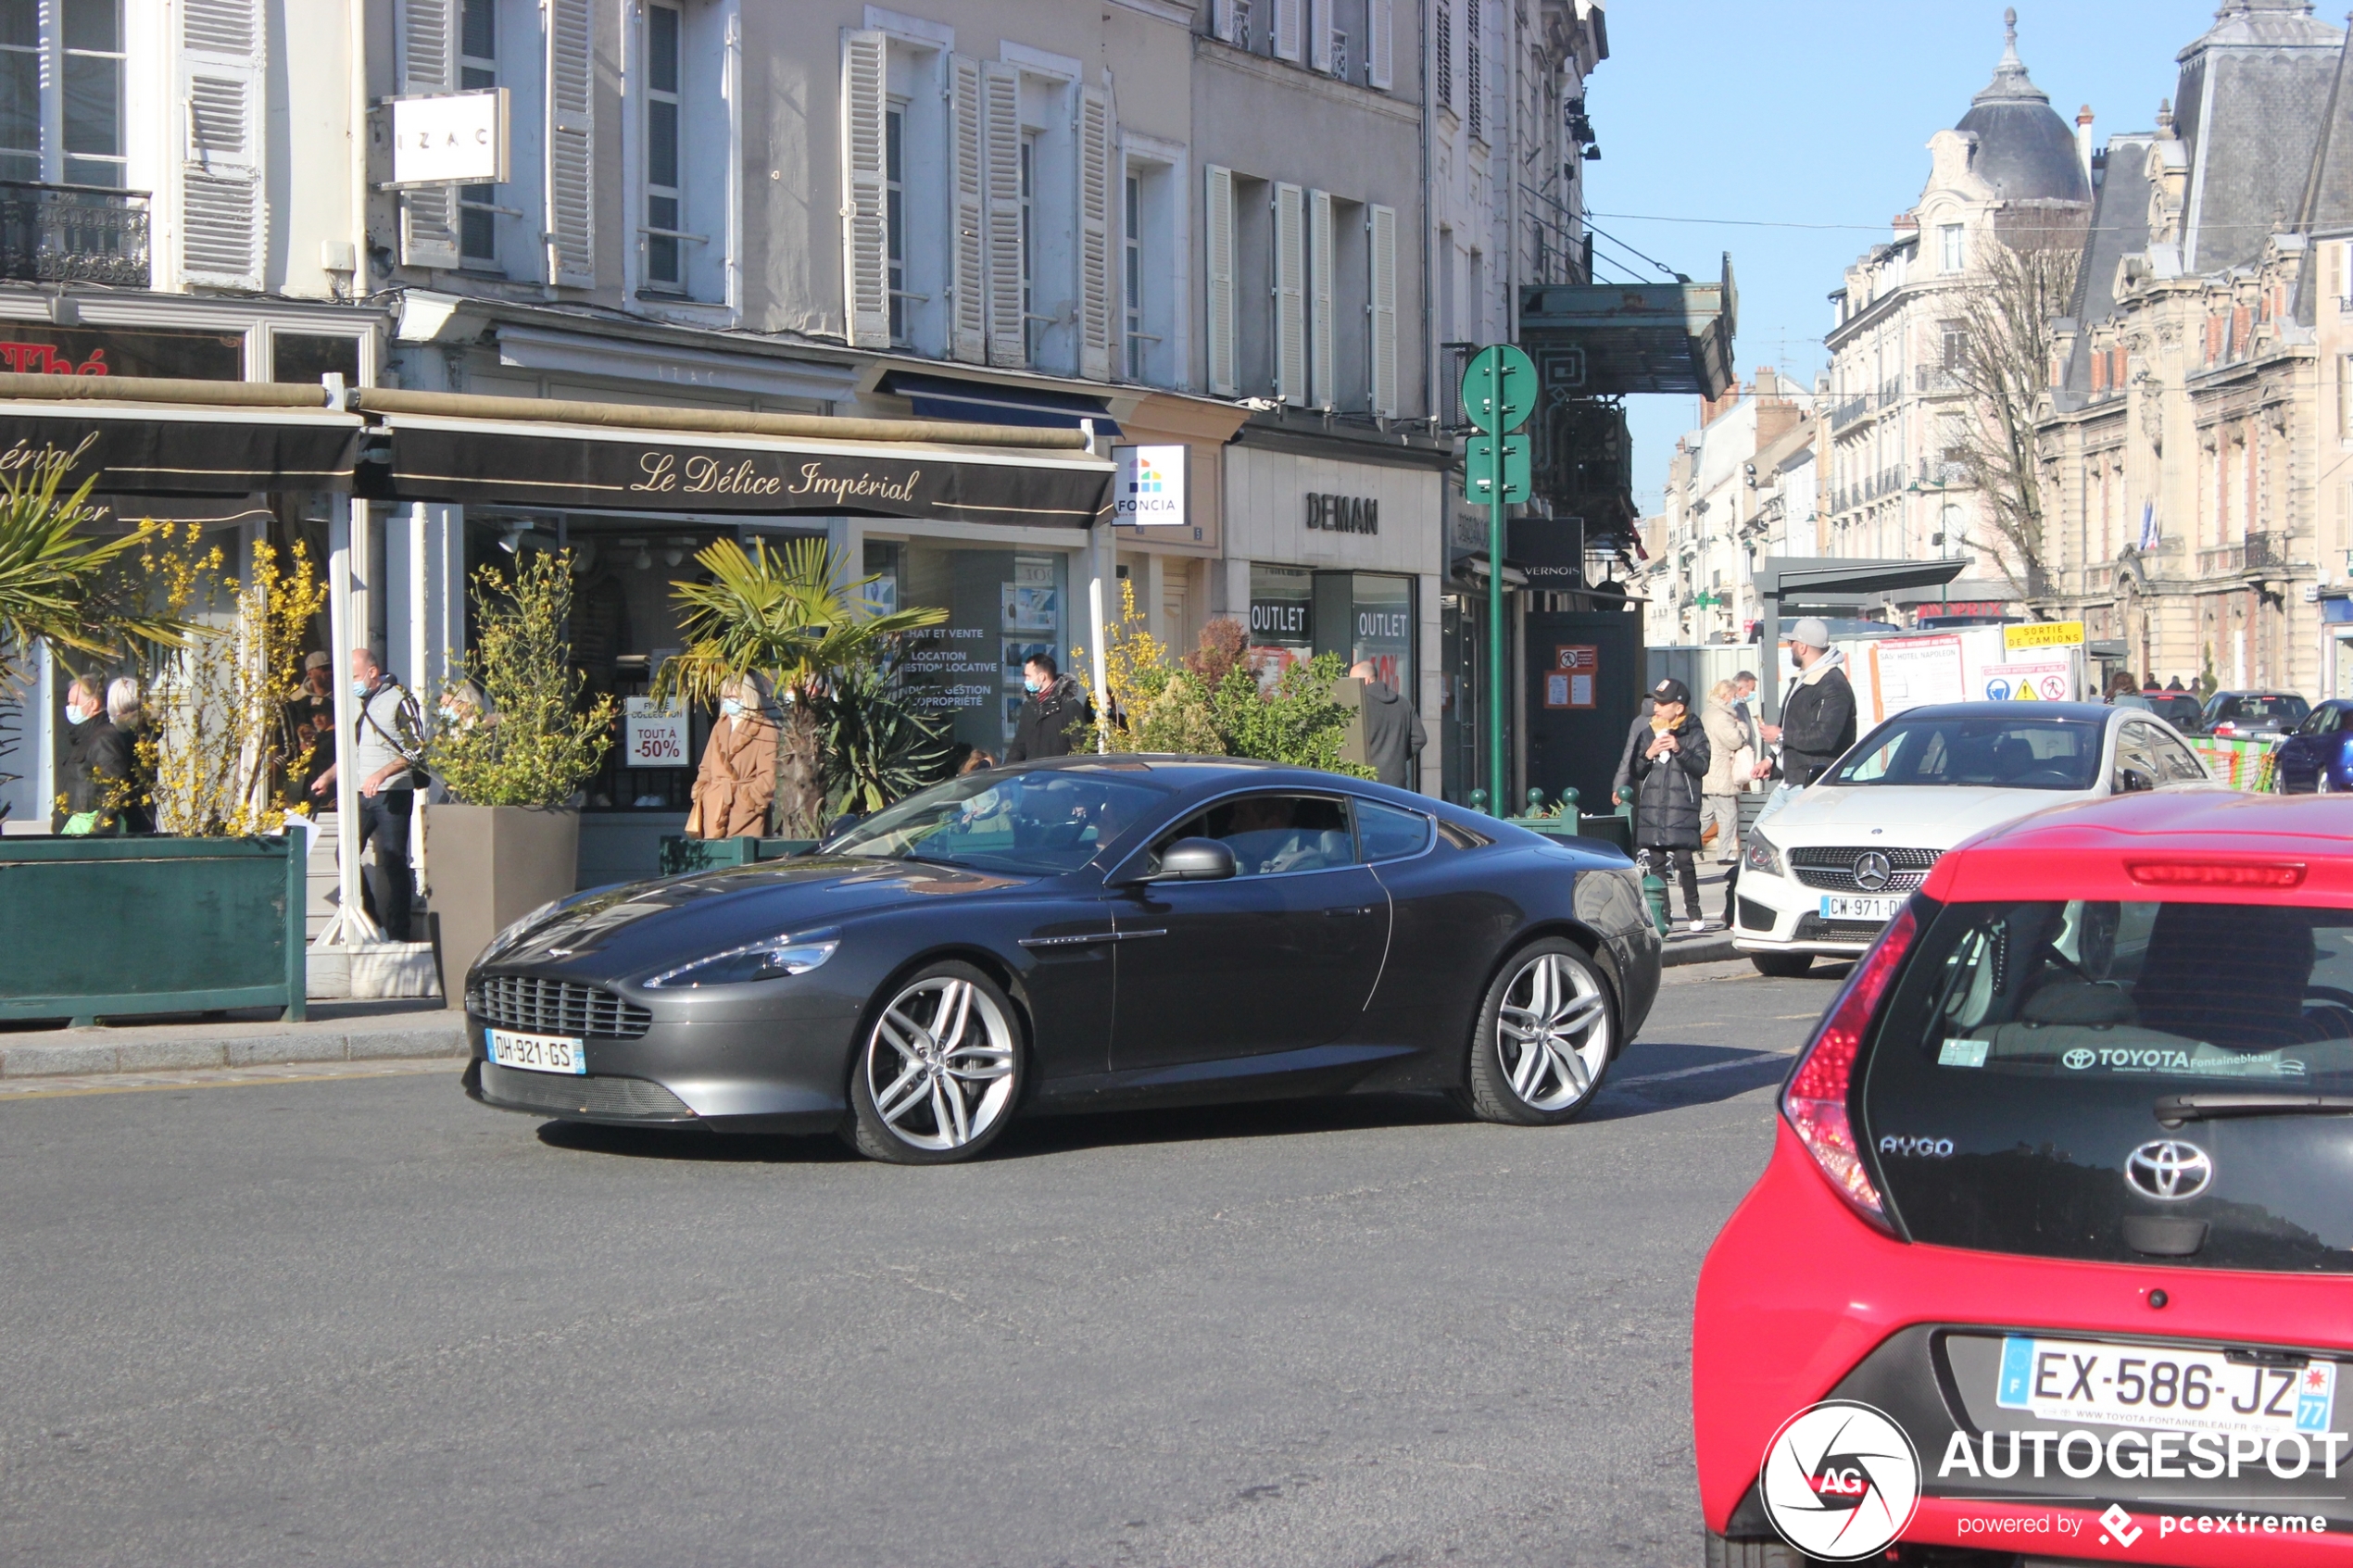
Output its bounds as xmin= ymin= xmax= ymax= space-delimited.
xmin=0 ymin=834 xmax=306 ymax=1024
xmin=657 ymin=834 xmax=818 ymax=877
xmin=425 ymin=804 xmax=580 ymax=1007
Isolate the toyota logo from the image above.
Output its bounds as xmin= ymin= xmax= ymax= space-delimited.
xmin=2125 ymin=1140 xmax=2213 ymax=1201
xmin=1852 ymin=851 xmax=1895 ymax=893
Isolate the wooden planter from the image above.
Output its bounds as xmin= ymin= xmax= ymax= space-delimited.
xmin=424 ymin=804 xmax=581 ymax=1007
xmin=0 ymin=835 xmax=306 ymax=1025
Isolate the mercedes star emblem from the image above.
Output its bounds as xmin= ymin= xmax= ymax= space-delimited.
xmin=1852 ymin=850 xmax=1895 ymax=893
xmin=2125 ymin=1140 xmax=2214 ymax=1201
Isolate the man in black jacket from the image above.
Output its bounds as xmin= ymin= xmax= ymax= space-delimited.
xmin=1005 ymin=654 xmax=1095 ymax=762
xmin=1759 ymin=618 xmax=1856 ymax=787
xmin=1619 ymin=677 xmax=1713 ymax=934
xmin=1349 ymin=659 xmax=1426 ymax=790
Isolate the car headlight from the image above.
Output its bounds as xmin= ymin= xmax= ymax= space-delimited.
xmin=643 ymin=930 xmax=840 ymax=989
xmin=1743 ymin=834 xmax=1784 ymax=877
xmin=480 ymin=898 xmax=563 ymax=963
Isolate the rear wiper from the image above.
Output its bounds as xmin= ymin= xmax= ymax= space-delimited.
xmin=2155 ymin=1093 xmax=2353 ymax=1127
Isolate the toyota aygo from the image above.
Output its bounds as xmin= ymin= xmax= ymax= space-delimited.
xmin=1695 ymin=791 xmax=2353 ymax=1566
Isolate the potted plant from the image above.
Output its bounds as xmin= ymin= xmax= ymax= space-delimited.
xmin=425 ymin=549 xmax=614 ymax=1000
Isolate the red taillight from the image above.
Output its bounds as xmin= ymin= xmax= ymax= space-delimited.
xmin=1781 ymin=905 xmax=1918 ymax=1234
xmin=2127 ymin=860 xmax=2307 ymax=888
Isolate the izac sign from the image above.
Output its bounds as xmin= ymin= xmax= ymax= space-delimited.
xmin=1114 ymin=444 xmax=1189 ymax=526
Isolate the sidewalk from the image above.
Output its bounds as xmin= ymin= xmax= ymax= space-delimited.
xmin=0 ymin=998 xmax=466 ymax=1082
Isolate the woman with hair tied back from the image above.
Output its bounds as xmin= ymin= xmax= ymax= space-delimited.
xmin=687 ymin=674 xmax=781 ymax=839
xmin=57 ymin=674 xmax=149 ymax=834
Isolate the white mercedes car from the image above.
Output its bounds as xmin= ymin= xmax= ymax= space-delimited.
xmin=1733 ymin=701 xmax=2212 ymax=976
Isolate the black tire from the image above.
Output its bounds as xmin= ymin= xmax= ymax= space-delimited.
xmin=1703 ymin=1533 xmax=1828 ymax=1568
xmin=1749 ymin=952 xmax=1814 ymax=979
xmin=1463 ymin=938 xmax=1616 ymax=1126
xmin=844 ymin=960 xmax=1025 ymax=1164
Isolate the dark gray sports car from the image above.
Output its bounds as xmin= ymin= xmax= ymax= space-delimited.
xmin=462 ymin=758 xmax=1660 ymax=1163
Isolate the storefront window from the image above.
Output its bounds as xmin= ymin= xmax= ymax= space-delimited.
xmin=1250 ymin=565 xmax=1413 ymax=697
xmin=1248 ymin=564 xmax=1314 ymax=683
xmin=884 ymin=542 xmax=1071 ymax=762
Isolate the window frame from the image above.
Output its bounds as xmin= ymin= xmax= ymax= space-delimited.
xmin=1127 ymin=788 xmax=1366 ymax=882
xmin=457 ymin=0 xmax=500 ymax=266
xmin=0 ymin=0 xmax=127 ymax=189
xmin=641 ymin=0 xmax=686 ymax=292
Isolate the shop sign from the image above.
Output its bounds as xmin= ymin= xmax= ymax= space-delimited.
xmin=1305 ymin=492 xmax=1378 ymax=534
xmin=0 ymin=407 xmax=359 ymax=495
xmin=1543 ymin=645 xmax=1598 ymax=709
xmin=1113 ymin=444 xmax=1188 ymax=526
xmin=1251 ymin=597 xmax=1311 ymax=640
xmin=387 ymin=90 xmax=510 ymax=186
xmin=2004 ymin=620 xmax=2084 ymax=652
xmin=622 ymin=696 xmax=686 ymax=768
xmin=0 ymin=323 xmax=244 ymax=381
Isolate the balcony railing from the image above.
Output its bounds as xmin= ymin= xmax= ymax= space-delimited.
xmin=1915 ymin=367 xmax=1961 ymax=394
xmin=2195 ymin=530 xmax=2290 ymax=578
xmin=0 ymin=182 xmax=150 ymax=288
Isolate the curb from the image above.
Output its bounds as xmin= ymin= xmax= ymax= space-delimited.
xmin=1661 ymin=934 xmax=1740 ymax=967
xmin=0 ymin=1018 xmax=468 ymax=1081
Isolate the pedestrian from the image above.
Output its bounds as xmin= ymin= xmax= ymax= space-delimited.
xmin=957 ymin=746 xmax=997 ymax=775
xmin=1617 ymin=676 xmax=1712 ymax=934
xmin=686 ymin=674 xmax=780 ymax=839
xmin=1699 ymin=679 xmax=1751 ymax=865
xmin=288 ymin=650 xmax=336 ymax=802
xmin=311 ymin=646 xmax=426 ymax=940
xmin=56 ymin=675 xmax=135 ymax=834
xmin=1349 ymin=658 xmax=1427 ymax=791
xmin=103 ymin=677 xmax=154 ymax=834
xmin=1757 ymin=617 xmax=1856 ymax=796
xmin=1731 ymin=670 xmax=1774 ymax=786
xmin=2105 ymin=670 xmax=2154 ymax=711
xmin=1005 ymin=653 xmax=1094 ymax=763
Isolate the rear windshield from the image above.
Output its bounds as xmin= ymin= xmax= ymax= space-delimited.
xmin=2209 ymin=694 xmax=2309 ymax=725
xmin=1826 ymin=716 xmax=2105 ymax=792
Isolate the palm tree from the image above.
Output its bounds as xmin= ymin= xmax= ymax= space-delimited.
xmin=661 ymin=536 xmax=947 ymax=837
xmin=0 ymin=464 xmax=184 ymax=690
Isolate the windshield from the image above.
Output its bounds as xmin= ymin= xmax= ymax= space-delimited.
xmin=1826 ymin=715 xmax=2105 ymax=791
xmin=825 ymin=768 xmax=1169 ymax=875
xmin=2210 ymin=694 xmax=2308 ymax=726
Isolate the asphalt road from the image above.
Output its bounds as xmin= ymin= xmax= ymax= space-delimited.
xmin=0 ymin=960 xmax=1848 ymax=1568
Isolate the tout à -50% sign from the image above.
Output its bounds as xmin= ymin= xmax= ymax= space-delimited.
xmin=623 ymin=696 xmax=688 ymax=767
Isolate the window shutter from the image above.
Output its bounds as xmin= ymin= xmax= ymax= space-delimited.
xmin=947 ymin=54 xmax=987 ymax=364
xmin=1076 ymin=85 xmax=1115 ymax=382
xmin=544 ymin=0 xmax=595 ymax=288
xmin=1272 ymin=0 xmax=1301 ymax=62
xmin=981 ymin=61 xmax=1025 ymax=367
xmin=1309 ymin=0 xmax=1330 ymax=71
xmin=839 ymin=30 xmax=889 ymax=348
xmin=1274 ymin=182 xmax=1304 ymax=405
xmin=1368 ymin=202 xmax=1398 ymax=417
xmin=396 ymin=0 xmax=461 ymax=270
xmin=1308 ymin=188 xmax=1333 ymax=408
xmin=1212 ymin=0 xmax=1240 ymax=45
xmin=1366 ymin=0 xmax=1391 ymax=88
xmin=1204 ymin=163 xmax=1236 ymax=396
xmin=180 ymin=0 xmax=264 ymax=289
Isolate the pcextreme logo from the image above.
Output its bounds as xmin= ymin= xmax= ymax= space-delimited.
xmin=1758 ymin=1400 xmax=1922 ymax=1561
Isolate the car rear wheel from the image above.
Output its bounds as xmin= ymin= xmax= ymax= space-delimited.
xmin=1463 ymin=939 xmax=1614 ymax=1126
xmin=846 ymin=962 xmax=1023 ymax=1164
xmin=1749 ymin=952 xmax=1814 ymax=978
xmin=1704 ymin=1534 xmax=1836 ymax=1568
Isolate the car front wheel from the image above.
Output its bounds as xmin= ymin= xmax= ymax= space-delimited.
xmin=1749 ymin=952 xmax=1814 ymax=978
xmin=847 ymin=961 xmax=1023 ymax=1164
xmin=1463 ymin=939 xmax=1615 ymax=1126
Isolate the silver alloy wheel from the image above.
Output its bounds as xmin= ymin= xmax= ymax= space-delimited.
xmin=1493 ymin=951 xmax=1611 ymax=1111
xmin=863 ymin=975 xmax=1017 ymax=1151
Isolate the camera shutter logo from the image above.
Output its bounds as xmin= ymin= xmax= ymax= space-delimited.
xmin=1758 ymin=1400 xmax=1921 ymax=1562
xmin=1850 ymin=851 xmax=1894 ymax=892
xmin=2125 ymin=1140 xmax=2212 ymax=1201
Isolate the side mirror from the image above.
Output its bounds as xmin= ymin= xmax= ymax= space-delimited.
xmin=1152 ymin=837 xmax=1237 ymax=882
xmin=2117 ymin=766 xmax=2156 ymax=794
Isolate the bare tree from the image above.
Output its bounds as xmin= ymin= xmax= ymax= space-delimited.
xmin=1949 ymin=217 xmax=2082 ymax=596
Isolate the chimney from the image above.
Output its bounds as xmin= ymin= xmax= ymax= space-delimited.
xmin=2076 ymin=105 xmax=2095 ymax=187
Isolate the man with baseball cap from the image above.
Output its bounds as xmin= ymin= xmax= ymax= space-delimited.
xmin=1615 ymin=674 xmax=1713 ymax=933
xmin=1756 ymin=618 xmax=1855 ymax=789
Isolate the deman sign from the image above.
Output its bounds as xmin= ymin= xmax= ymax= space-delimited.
xmin=1305 ymin=492 xmax=1378 ymax=534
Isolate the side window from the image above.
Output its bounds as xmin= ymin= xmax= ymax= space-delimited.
xmin=2300 ymin=705 xmax=2344 ymax=737
xmin=2148 ymin=729 xmax=2207 ymax=782
xmin=1153 ymin=793 xmax=1357 ymax=876
xmin=1355 ymin=799 xmax=1433 ymax=861
xmin=2113 ymin=723 xmax=2160 ymax=790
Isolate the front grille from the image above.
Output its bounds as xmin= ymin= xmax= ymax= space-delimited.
xmin=479 ymin=1062 xmax=695 ymax=1120
xmin=1794 ymin=914 xmax=1891 ymax=947
xmin=469 ymin=974 xmax=653 ymax=1038
xmin=1790 ymin=845 xmax=1941 ymax=892
xmin=1737 ymin=897 xmax=1777 ymax=932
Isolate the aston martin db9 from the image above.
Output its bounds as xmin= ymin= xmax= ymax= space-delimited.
xmin=462 ymin=758 xmax=1660 ymax=1163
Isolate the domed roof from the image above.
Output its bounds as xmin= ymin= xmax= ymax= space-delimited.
xmin=1953 ymin=9 xmax=2091 ymax=203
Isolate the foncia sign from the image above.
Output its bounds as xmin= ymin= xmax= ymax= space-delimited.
xmin=1113 ymin=444 xmax=1188 ymax=526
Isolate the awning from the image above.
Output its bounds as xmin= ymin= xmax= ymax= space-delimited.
xmin=375 ymin=412 xmax=1113 ymax=525
xmin=0 ymin=399 xmax=362 ymax=495
xmin=876 ymin=370 xmax=1123 ymax=434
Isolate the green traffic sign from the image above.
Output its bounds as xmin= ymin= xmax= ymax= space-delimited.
xmin=1461 ymin=344 xmax=1537 ymax=434
xmin=1464 ymin=433 xmax=1530 ymax=505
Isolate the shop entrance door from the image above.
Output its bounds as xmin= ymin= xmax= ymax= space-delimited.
xmin=1523 ymin=610 xmax=1642 ymax=813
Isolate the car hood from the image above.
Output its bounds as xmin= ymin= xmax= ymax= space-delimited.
xmin=479 ymin=855 xmax=1035 ymax=980
xmin=1758 ymin=784 xmax=2092 ymax=849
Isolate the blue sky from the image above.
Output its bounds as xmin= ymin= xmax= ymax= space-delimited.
xmin=1583 ymin=0 xmax=2228 ymax=513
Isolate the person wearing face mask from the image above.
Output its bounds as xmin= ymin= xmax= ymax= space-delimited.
xmin=687 ymin=674 xmax=779 ymax=839
xmin=56 ymin=675 xmax=136 ymax=834
xmin=1005 ymin=653 xmax=1094 ymax=764
xmin=284 ymin=651 xmax=337 ymax=806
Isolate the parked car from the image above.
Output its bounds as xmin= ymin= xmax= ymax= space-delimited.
xmin=460 ymin=758 xmax=1661 ymax=1162
xmin=2202 ymin=689 xmax=2309 ymax=738
xmin=1695 ymin=791 xmax=2353 ymax=1565
xmin=1734 ymin=703 xmax=2210 ymax=976
xmin=2275 ymin=699 xmax=2353 ymax=794
xmin=2142 ymin=688 xmax=2208 ymax=731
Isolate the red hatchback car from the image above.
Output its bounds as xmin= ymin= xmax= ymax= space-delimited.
xmin=1695 ymin=791 xmax=2353 ymax=1566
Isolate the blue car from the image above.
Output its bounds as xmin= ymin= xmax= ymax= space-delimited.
xmin=2274 ymin=698 xmax=2353 ymax=792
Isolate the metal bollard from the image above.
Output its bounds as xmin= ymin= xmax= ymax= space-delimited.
xmin=1618 ymin=784 xmax=1668 ymax=935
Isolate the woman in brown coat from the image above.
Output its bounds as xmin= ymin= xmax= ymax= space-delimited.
xmin=688 ymin=676 xmax=780 ymax=838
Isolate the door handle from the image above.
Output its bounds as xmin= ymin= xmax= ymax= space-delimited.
xmin=1325 ymin=905 xmax=1376 ymax=917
